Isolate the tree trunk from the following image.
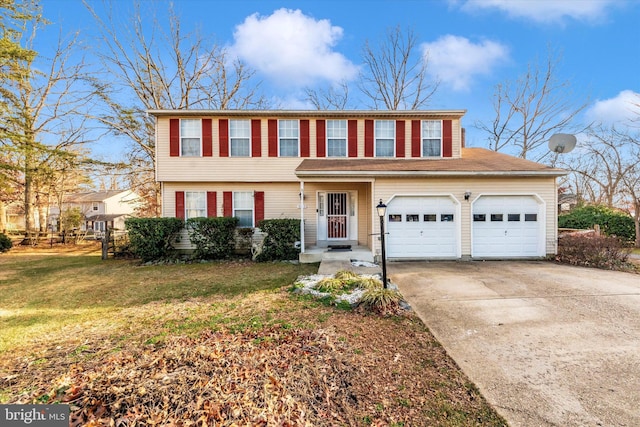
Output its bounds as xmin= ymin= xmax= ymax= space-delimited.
xmin=0 ymin=200 xmax=6 ymax=233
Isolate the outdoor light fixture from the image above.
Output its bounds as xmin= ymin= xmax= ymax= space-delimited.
xmin=376 ymin=199 xmax=388 ymax=289
xmin=464 ymin=191 xmax=472 ymax=201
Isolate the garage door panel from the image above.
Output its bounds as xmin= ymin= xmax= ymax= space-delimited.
xmin=473 ymin=196 xmax=543 ymax=258
xmin=387 ymin=196 xmax=458 ymax=258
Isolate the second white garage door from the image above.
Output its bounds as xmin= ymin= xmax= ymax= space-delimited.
xmin=386 ymin=196 xmax=459 ymax=258
xmin=472 ymin=195 xmax=544 ymax=258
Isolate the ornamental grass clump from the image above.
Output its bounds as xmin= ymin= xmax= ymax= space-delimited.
xmin=359 ymin=287 xmax=403 ymax=315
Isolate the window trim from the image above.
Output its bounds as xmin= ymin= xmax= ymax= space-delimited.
xmin=326 ymin=119 xmax=347 ymax=157
xmin=278 ymin=119 xmax=300 ymax=157
xmin=184 ymin=191 xmax=207 ymax=220
xmin=421 ymin=120 xmax=443 ymax=158
xmin=374 ymin=120 xmax=395 ymax=157
xmin=180 ymin=118 xmax=202 ymax=157
xmin=229 ymin=119 xmax=251 ymax=157
xmin=233 ymin=191 xmax=255 ymax=228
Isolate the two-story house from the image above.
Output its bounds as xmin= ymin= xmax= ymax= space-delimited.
xmin=49 ymin=190 xmax=140 ymax=234
xmin=150 ymin=110 xmax=565 ymax=262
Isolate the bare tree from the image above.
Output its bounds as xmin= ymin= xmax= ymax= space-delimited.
xmin=0 ymin=1 xmax=94 ymax=239
xmin=87 ymin=1 xmax=268 ymax=216
xmin=305 ymin=81 xmax=350 ymax=110
xmin=359 ymin=26 xmax=438 ymax=110
xmin=477 ymin=49 xmax=588 ymax=161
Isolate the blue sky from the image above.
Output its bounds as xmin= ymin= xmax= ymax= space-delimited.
xmin=39 ymin=0 xmax=639 ymax=157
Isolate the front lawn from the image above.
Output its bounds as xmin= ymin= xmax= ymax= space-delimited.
xmin=0 ymin=243 xmax=506 ymax=426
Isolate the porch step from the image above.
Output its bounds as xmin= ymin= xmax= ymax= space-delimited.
xmin=299 ymin=245 xmax=375 ymax=264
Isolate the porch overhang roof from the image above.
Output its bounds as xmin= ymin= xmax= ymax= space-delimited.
xmin=295 ymin=148 xmax=567 ymax=178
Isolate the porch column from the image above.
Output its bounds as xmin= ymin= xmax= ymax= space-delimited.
xmin=299 ymin=181 xmax=305 ymax=253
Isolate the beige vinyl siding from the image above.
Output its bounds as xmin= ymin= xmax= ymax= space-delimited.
xmin=373 ymin=176 xmax=557 ymax=257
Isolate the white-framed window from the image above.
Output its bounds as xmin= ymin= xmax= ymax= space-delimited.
xmin=375 ymin=120 xmax=394 ymax=157
xmin=185 ymin=191 xmax=206 ymax=219
xmin=92 ymin=202 xmax=99 ymax=211
xmin=279 ymin=120 xmax=299 ymax=157
xmin=181 ymin=119 xmax=201 ymax=157
xmin=233 ymin=192 xmax=254 ymax=227
xmin=422 ymin=120 xmax=442 ymax=157
xmin=230 ymin=119 xmax=251 ymax=157
xmin=327 ymin=119 xmax=347 ymax=157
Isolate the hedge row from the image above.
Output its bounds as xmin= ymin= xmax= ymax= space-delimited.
xmin=559 ymin=205 xmax=634 ymax=242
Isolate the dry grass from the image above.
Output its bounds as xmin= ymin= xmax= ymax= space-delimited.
xmin=0 ymin=243 xmax=507 ymax=426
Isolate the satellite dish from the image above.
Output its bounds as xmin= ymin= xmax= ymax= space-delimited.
xmin=548 ymin=133 xmax=576 ymax=154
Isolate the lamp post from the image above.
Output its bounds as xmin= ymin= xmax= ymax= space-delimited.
xmin=376 ymin=199 xmax=388 ymax=289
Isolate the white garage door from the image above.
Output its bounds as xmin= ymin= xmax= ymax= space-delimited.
xmin=386 ymin=196 xmax=458 ymax=258
xmin=472 ymin=195 xmax=543 ymax=258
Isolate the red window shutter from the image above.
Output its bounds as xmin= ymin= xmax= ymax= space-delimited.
xmin=223 ymin=191 xmax=233 ymax=217
xmin=395 ymin=120 xmax=405 ymax=158
xmin=170 ymin=119 xmax=180 ymax=157
xmin=219 ymin=119 xmax=229 ymax=157
xmin=364 ymin=120 xmax=374 ymax=157
xmin=206 ymin=191 xmax=217 ymax=217
xmin=443 ymin=120 xmax=453 ymax=157
xmin=254 ymin=191 xmax=264 ymax=225
xmin=348 ymin=120 xmax=358 ymax=157
xmin=411 ymin=120 xmax=421 ymax=157
xmin=316 ymin=120 xmax=326 ymax=157
xmin=300 ymin=120 xmax=310 ymax=157
xmin=202 ymin=119 xmax=213 ymax=157
xmin=251 ymin=119 xmax=261 ymax=157
xmin=268 ymin=120 xmax=278 ymax=157
xmin=175 ymin=191 xmax=185 ymax=219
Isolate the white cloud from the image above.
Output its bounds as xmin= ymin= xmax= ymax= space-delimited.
xmin=457 ymin=0 xmax=620 ymax=24
xmin=585 ymin=90 xmax=640 ymax=125
xmin=422 ymin=35 xmax=509 ymax=91
xmin=231 ymin=8 xmax=358 ymax=87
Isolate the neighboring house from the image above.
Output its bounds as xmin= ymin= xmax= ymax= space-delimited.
xmin=49 ymin=190 xmax=140 ymax=233
xmin=558 ymin=193 xmax=578 ymax=214
xmin=150 ymin=110 xmax=566 ymax=262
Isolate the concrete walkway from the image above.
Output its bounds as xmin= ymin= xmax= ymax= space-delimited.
xmin=390 ymin=261 xmax=640 ymax=427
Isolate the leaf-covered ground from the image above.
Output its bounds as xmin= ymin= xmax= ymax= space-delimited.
xmin=0 ymin=244 xmax=507 ymax=426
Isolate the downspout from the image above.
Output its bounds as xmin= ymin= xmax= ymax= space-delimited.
xmin=300 ymin=181 xmax=305 ymax=253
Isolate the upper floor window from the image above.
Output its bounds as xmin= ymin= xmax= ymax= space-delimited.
xmin=230 ymin=119 xmax=251 ymax=157
xmin=327 ymin=120 xmax=347 ymax=157
xmin=185 ymin=191 xmax=206 ymax=219
xmin=233 ymin=192 xmax=254 ymax=227
xmin=422 ymin=120 xmax=442 ymax=157
xmin=92 ymin=202 xmax=99 ymax=211
xmin=279 ymin=120 xmax=299 ymax=157
xmin=375 ymin=120 xmax=394 ymax=157
xmin=180 ymin=119 xmax=201 ymax=157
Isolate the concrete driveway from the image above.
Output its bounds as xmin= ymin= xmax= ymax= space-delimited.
xmin=390 ymin=261 xmax=640 ymax=427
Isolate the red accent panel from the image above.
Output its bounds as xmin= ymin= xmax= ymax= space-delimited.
xmin=316 ymin=120 xmax=326 ymax=158
xmin=443 ymin=120 xmax=453 ymax=158
xmin=268 ymin=119 xmax=278 ymax=157
xmin=175 ymin=191 xmax=185 ymax=219
xmin=300 ymin=120 xmax=310 ymax=157
xmin=411 ymin=120 xmax=421 ymax=157
xmin=364 ymin=120 xmax=374 ymax=157
xmin=219 ymin=119 xmax=229 ymax=157
xmin=254 ymin=191 xmax=264 ymax=225
xmin=395 ymin=120 xmax=405 ymax=158
xmin=223 ymin=191 xmax=233 ymax=217
xmin=202 ymin=119 xmax=212 ymax=157
xmin=251 ymin=119 xmax=261 ymax=157
xmin=348 ymin=120 xmax=358 ymax=157
xmin=170 ymin=119 xmax=180 ymax=157
xmin=206 ymin=191 xmax=217 ymax=217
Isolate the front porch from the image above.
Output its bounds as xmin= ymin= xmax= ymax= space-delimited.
xmin=299 ymin=244 xmax=375 ymax=264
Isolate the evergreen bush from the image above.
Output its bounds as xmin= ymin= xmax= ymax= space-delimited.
xmin=559 ymin=205 xmax=634 ymax=242
xmin=186 ymin=217 xmax=239 ymax=260
xmin=255 ymin=218 xmax=300 ymax=261
xmin=125 ymin=218 xmax=184 ymax=262
xmin=0 ymin=233 xmax=12 ymax=253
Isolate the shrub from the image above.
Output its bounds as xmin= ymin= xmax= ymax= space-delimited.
xmin=559 ymin=205 xmax=634 ymax=242
xmin=556 ymin=234 xmax=634 ymax=271
xmin=186 ymin=217 xmax=239 ymax=260
xmin=125 ymin=218 xmax=184 ymax=262
xmin=255 ymin=219 xmax=300 ymax=261
xmin=0 ymin=233 xmax=12 ymax=253
xmin=359 ymin=287 xmax=403 ymax=315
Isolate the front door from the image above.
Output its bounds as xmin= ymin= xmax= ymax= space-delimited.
xmin=327 ymin=192 xmax=348 ymax=239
